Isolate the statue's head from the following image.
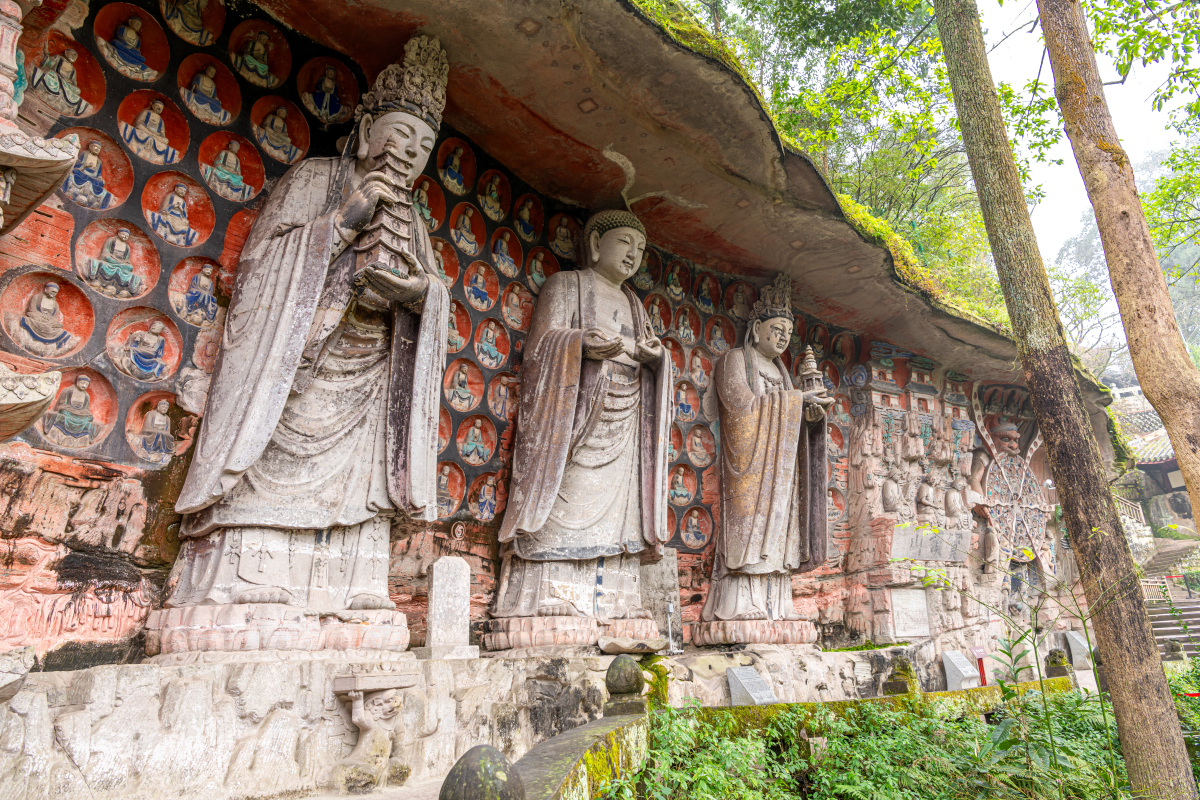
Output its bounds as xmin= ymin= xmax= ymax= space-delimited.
xmin=75 ymin=375 xmax=90 ymax=389
xmin=87 ymin=141 xmax=102 ymax=155
xmin=354 ymin=36 xmax=448 ymax=190
xmin=200 ymin=264 xmax=213 ymax=276
xmin=365 ymin=689 xmax=398 ymax=721
xmin=274 ymin=106 xmax=287 ymax=120
xmin=128 ymin=17 xmax=142 ymax=31
xmin=991 ymin=422 xmax=1020 ymax=454
xmin=582 ymin=209 xmax=646 ymax=283
xmin=747 ymin=275 xmax=793 ymax=359
xmin=952 ymin=477 xmax=966 ymax=491
xmin=117 ymin=227 xmax=131 ymax=241
xmin=43 ymin=282 xmax=59 ymax=298
xmin=173 ymin=182 xmax=188 ymax=197
xmin=64 ymin=49 xmax=78 ymax=62
xmin=204 ymin=65 xmax=216 ymax=78
xmin=255 ymin=31 xmax=269 ymax=43
xmin=156 ymin=399 xmax=170 ymax=414
xmin=324 ymin=66 xmax=337 ymax=79
xmin=227 ymin=140 xmax=240 ymax=153
xmin=149 ymin=320 xmax=165 ymax=335
xmin=151 ymin=99 xmax=165 ymax=113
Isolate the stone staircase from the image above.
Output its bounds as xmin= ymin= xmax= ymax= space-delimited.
xmin=1143 ymin=539 xmax=1200 ymax=656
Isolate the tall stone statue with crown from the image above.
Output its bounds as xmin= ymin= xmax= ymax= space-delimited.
xmin=692 ymin=274 xmax=834 ymax=646
xmin=149 ymin=37 xmax=453 ymax=657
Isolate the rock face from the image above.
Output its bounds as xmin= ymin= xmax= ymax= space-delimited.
xmin=0 ymin=642 xmax=929 ymax=799
xmin=0 ymin=647 xmax=34 ymax=702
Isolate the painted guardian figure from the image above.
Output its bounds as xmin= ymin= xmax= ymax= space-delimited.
xmin=487 ymin=209 xmax=672 ymax=651
xmin=166 ymin=38 xmax=451 ymax=645
xmin=694 ymin=274 xmax=832 ymax=646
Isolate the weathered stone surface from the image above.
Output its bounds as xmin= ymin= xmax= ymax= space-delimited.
xmin=0 ymin=647 xmax=33 ymax=703
xmin=597 ymin=636 xmax=667 ymax=655
xmin=604 ymin=655 xmax=643 ymax=697
xmin=512 ymin=715 xmax=647 ymax=800
xmin=420 ymin=557 xmax=477 ymax=660
xmin=690 ymin=619 xmax=817 ymax=646
xmin=941 ymin=650 xmax=980 ymax=691
xmin=440 ymin=744 xmax=524 ymax=800
xmin=727 ymin=666 xmax=778 ymax=706
xmin=1064 ymin=631 xmax=1093 ymax=670
xmin=639 ymin=548 xmax=683 ymax=652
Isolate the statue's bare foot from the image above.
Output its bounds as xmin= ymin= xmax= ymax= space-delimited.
xmin=537 ymin=602 xmax=579 ymax=617
xmin=348 ymin=593 xmax=396 ymax=611
xmin=731 ymin=611 xmax=768 ymax=621
xmin=782 ymin=612 xmax=804 ymax=621
xmin=236 ymin=586 xmax=292 ymax=604
xmin=626 ymin=607 xmax=654 ymax=620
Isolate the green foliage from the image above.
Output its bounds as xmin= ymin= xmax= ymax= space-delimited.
xmin=603 ymin=691 xmax=1129 ymax=799
xmin=826 ymin=639 xmax=911 ymax=652
xmin=1156 ymin=527 xmax=1198 ymax=541
xmin=1166 ymin=656 xmax=1200 ymax=782
xmin=1105 ymin=405 xmax=1137 ymax=475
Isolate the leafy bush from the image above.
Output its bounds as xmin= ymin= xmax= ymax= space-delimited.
xmin=603 ymin=690 xmax=1129 ymax=800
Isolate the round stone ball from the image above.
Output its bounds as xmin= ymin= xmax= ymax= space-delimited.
xmin=439 ymin=744 xmax=524 ymax=800
xmin=606 ymin=654 xmax=645 ymax=695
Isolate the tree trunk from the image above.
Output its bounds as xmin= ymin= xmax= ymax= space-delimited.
xmin=934 ymin=0 xmax=1197 ymax=796
xmin=1038 ymin=0 xmax=1200 ymax=547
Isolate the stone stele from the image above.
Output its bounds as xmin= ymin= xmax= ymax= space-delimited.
xmin=414 ymin=556 xmax=478 ymax=660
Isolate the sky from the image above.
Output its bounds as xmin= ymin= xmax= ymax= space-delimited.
xmin=978 ymin=0 xmax=1180 ymax=264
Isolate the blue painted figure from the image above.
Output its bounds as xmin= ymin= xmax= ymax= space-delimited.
xmin=123 ymin=320 xmax=170 ymax=381
xmin=42 ymin=375 xmax=101 ymax=447
xmin=151 ymin=182 xmax=199 ymax=246
xmin=99 ymin=17 xmax=158 ymax=81
xmin=61 ymin=141 xmax=114 ymax=209
xmin=121 ymin=99 xmax=179 ymax=165
xmin=87 ymin=229 xmax=142 ymax=297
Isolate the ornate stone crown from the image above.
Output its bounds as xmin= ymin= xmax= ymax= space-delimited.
xmin=356 ymin=36 xmax=449 ymax=129
xmin=750 ymin=273 xmax=793 ymax=322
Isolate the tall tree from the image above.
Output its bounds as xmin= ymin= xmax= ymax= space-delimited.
xmin=1038 ymin=0 xmax=1200 ymax=548
xmin=933 ymin=0 xmax=1196 ymax=795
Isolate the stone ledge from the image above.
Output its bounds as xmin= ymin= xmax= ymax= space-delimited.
xmin=512 ymin=714 xmax=648 ymax=800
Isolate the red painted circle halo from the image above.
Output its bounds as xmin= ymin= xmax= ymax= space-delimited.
xmin=140 ymin=171 xmax=215 ymax=248
xmin=74 ymin=219 xmax=161 ymax=300
xmin=55 ymin=127 xmax=134 ymax=210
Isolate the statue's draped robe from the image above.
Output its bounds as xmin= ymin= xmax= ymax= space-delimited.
xmin=169 ymin=156 xmax=448 ymax=610
xmin=493 ymin=269 xmax=671 ymax=621
xmin=701 ymin=346 xmax=826 ymax=622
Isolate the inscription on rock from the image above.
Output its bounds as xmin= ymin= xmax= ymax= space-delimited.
xmin=727 ymin=666 xmax=778 ymax=706
xmin=890 ymin=588 xmax=931 ymax=638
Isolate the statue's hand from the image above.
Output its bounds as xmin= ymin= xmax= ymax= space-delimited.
xmin=336 ymin=169 xmax=401 ymax=238
xmin=360 ymin=264 xmax=428 ymax=303
xmin=803 ymin=389 xmax=835 ymax=407
xmin=582 ymin=327 xmax=624 ymax=360
xmin=633 ymin=337 xmax=662 ymax=364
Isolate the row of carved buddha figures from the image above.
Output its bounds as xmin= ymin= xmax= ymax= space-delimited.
xmin=154 ymin=36 xmax=834 ymax=657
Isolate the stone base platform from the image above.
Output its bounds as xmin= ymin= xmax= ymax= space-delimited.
xmin=689 ymin=619 xmax=818 ymax=646
xmin=0 ymin=641 xmax=938 ymax=800
xmin=145 ymin=603 xmax=410 ymax=655
xmin=480 ymin=616 xmax=660 ymax=651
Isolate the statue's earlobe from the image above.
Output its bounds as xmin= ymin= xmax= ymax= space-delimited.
xmin=588 ymin=231 xmax=601 ymax=264
xmin=356 ymin=115 xmax=373 ymax=160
